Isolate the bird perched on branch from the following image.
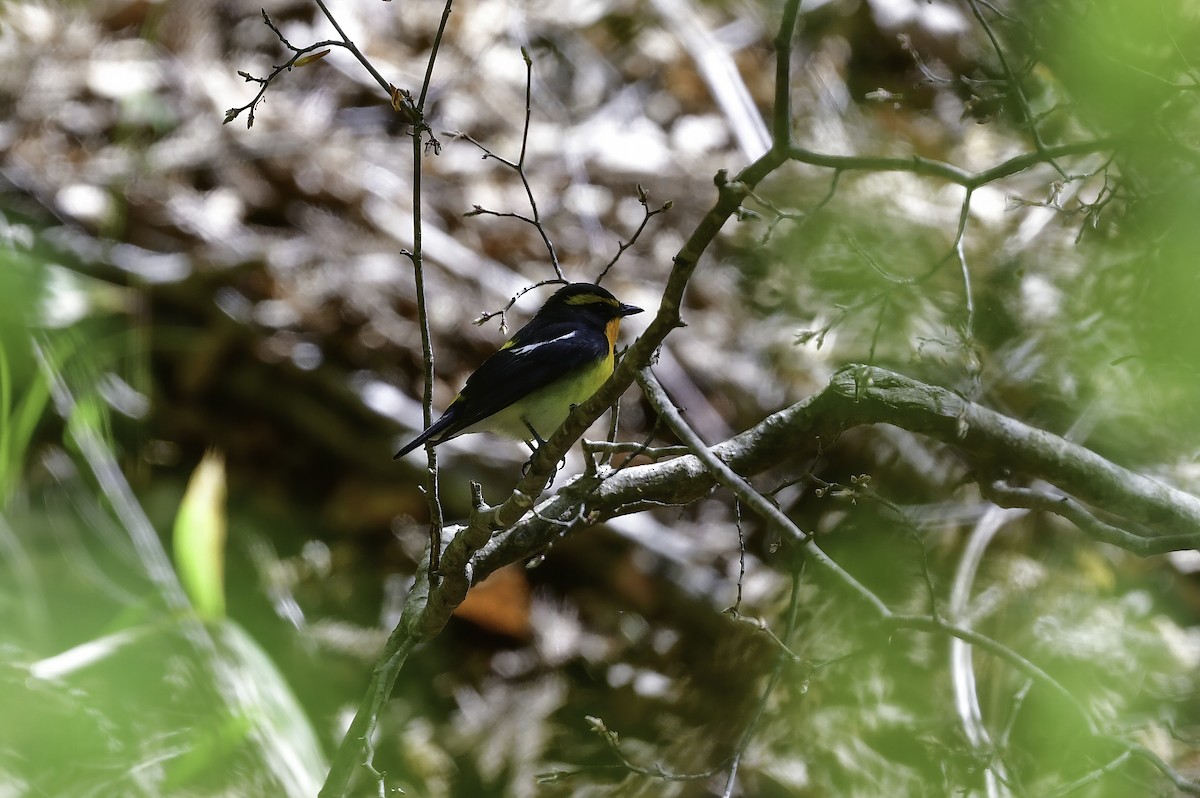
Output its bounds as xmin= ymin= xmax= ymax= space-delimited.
xmin=394 ymin=282 xmax=643 ymax=458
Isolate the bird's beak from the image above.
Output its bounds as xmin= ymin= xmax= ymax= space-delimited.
xmin=617 ymin=303 xmax=643 ymax=317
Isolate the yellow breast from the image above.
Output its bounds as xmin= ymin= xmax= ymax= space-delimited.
xmin=467 ymin=341 xmax=615 ymax=443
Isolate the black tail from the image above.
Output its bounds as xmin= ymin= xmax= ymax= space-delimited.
xmin=393 ymin=410 xmax=457 ymax=459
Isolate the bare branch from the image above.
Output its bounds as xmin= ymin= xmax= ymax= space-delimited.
xmin=785 ymin=138 xmax=1112 ymax=189
xmin=720 ymin=566 xmax=804 ymax=797
xmin=539 ymin=713 xmax=730 ymax=785
xmin=223 ymin=11 xmax=345 ymax=128
xmin=451 ymin=49 xmax=565 ymax=280
xmin=595 ymin=186 xmax=672 ymax=284
xmin=311 ymin=0 xmax=393 ymax=97
xmin=581 ymin=440 xmax=691 ymax=459
xmin=771 ymin=0 xmax=802 ymax=148
xmin=981 ymin=480 xmax=1200 ymax=555
xmin=310 ymin=0 xmax=455 ymax=793
xmin=965 ymin=0 xmax=1066 ymax=177
xmin=744 ymin=170 xmax=841 ymax=243
xmin=472 ymin=278 xmax=567 ymax=331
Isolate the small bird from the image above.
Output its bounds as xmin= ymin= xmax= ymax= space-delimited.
xmin=394 ymin=282 xmax=643 ymax=458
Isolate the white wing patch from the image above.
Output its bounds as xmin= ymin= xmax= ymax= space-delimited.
xmin=509 ymin=330 xmax=576 ymax=355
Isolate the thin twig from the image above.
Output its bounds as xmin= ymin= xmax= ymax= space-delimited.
xmin=785 ymin=138 xmax=1110 ymax=189
xmin=981 ymin=481 xmax=1200 ymax=555
xmin=311 ymin=0 xmax=393 ymax=96
xmin=964 ymin=0 xmax=1066 ymax=178
xmin=744 ymin=168 xmax=842 ymax=243
xmin=810 ymin=474 xmax=941 ymax=611
xmin=601 ymin=398 xmax=621 ymax=469
xmin=452 ymin=49 xmax=564 ymax=279
xmin=315 ymin=0 xmax=455 ymax=793
xmin=1123 ymin=742 xmax=1200 ymax=796
xmin=552 ymin=715 xmax=728 ymax=783
xmin=582 ymin=441 xmax=691 ymax=459
xmin=729 ymin=499 xmax=745 ymax=613
xmin=950 ymin=506 xmax=1021 ymax=797
xmin=1045 ymin=750 xmax=1133 ymax=798
xmin=405 ymin=0 xmax=456 ymax=584
xmin=638 ymin=367 xmax=889 ymax=615
xmin=418 ymin=0 xmax=454 ymax=108
xmin=771 ymin=0 xmax=802 ymax=148
xmin=472 ymin=278 xmax=567 ymax=330
xmin=223 ymin=11 xmax=344 ymax=128
xmin=721 ymin=566 xmax=804 ymax=797
xmin=951 ymin=188 xmax=981 ymax=397
xmin=596 ymin=185 xmax=672 ymax=284
xmin=952 ymin=189 xmax=974 ymax=332
xmin=795 ymin=287 xmax=892 ymax=350
xmin=408 ymin=113 xmax=445 ymax=582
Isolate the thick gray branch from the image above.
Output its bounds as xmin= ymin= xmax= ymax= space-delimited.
xmin=474 ymin=364 xmax=1200 ymax=578
xmin=828 ymin=366 xmax=1200 ymax=532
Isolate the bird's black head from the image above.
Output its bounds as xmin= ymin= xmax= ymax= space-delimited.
xmin=536 ymin=282 xmax=643 ymax=327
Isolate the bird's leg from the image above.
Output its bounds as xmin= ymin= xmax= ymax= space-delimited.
xmin=522 ymin=419 xmax=547 ymax=449
xmin=518 ymin=419 xmax=568 ymax=476
xmin=521 ymin=420 xmax=547 ymax=476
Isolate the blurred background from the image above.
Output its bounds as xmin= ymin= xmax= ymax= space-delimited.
xmin=2 ymin=0 xmax=1200 ymax=795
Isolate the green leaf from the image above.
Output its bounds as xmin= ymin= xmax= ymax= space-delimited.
xmin=173 ymin=451 xmax=228 ymax=619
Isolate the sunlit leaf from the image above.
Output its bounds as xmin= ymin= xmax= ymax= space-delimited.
xmin=173 ymin=450 xmax=228 ymax=619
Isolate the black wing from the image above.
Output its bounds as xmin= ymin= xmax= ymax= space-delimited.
xmin=449 ymin=320 xmax=608 ymax=431
xmin=393 ymin=321 xmax=607 ymax=458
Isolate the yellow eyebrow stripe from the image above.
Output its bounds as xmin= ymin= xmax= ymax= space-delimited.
xmin=564 ymin=293 xmax=619 ymax=307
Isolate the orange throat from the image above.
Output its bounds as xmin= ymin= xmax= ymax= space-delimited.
xmin=604 ymin=318 xmax=621 ymax=356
